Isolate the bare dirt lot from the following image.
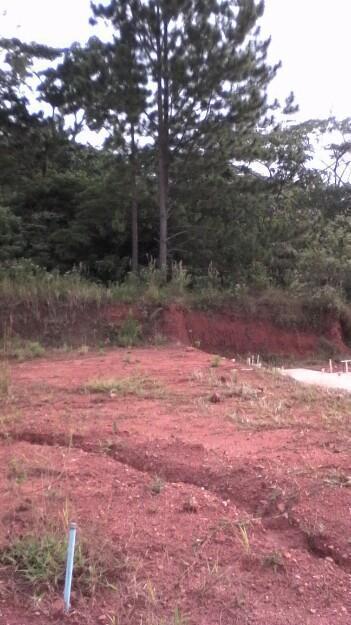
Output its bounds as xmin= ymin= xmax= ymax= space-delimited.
xmin=1 ymin=345 xmax=351 ymax=625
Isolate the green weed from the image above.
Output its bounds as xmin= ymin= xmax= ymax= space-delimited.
xmin=5 ymin=339 xmax=45 ymax=361
xmin=0 ymin=532 xmax=125 ymax=595
xmin=210 ymin=355 xmax=221 ymax=368
xmin=262 ymin=551 xmax=284 ymax=572
xmin=0 ymin=362 xmax=10 ymax=397
xmin=150 ymin=477 xmax=165 ymax=495
xmin=0 ymin=534 xmax=66 ymax=591
xmin=0 ymin=261 xmax=108 ymax=309
xmin=117 ymin=316 xmax=142 ymax=347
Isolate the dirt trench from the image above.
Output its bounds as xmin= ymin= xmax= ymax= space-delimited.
xmin=4 ymin=427 xmax=351 ymax=576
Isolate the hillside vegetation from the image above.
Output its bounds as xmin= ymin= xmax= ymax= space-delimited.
xmin=1 ymin=3 xmax=351 ymax=334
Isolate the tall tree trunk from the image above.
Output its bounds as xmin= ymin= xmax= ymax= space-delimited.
xmin=156 ymin=3 xmax=169 ymax=271
xmin=130 ymin=122 xmax=138 ymax=272
xmin=158 ymin=132 xmax=168 ymax=271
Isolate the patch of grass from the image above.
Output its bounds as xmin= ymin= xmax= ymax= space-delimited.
xmin=189 ymin=369 xmax=205 ymax=383
xmin=227 ymin=412 xmax=252 ymax=429
xmin=0 ymin=361 xmax=10 ymax=397
xmin=202 ymin=370 xmax=259 ymax=400
xmin=227 ymin=398 xmax=296 ymax=431
xmin=152 ymin=332 xmax=168 ymax=346
xmin=150 ymin=476 xmax=165 ymax=495
xmin=210 ymin=355 xmax=221 ymax=368
xmin=170 ymin=607 xmax=189 ymax=625
xmin=117 ymin=316 xmax=142 ymax=347
xmin=99 ymin=439 xmax=115 ymax=454
xmin=55 ymin=343 xmax=71 ymax=354
xmin=260 ymin=368 xmax=351 ymax=432
xmin=5 ymin=339 xmax=45 ymax=361
xmin=0 ymin=411 xmax=19 ymax=434
xmin=290 ymin=384 xmax=319 ymax=403
xmin=196 ymin=556 xmax=227 ymax=598
xmin=0 ymin=532 xmax=125 ymax=596
xmin=323 ymin=469 xmax=351 ymax=487
xmin=226 ymin=382 xmax=261 ymax=400
xmin=262 ymin=551 xmax=284 ymax=572
xmin=237 ymin=523 xmax=251 ymax=554
xmin=7 ymin=458 xmax=27 ymax=483
xmin=84 ymin=375 xmax=165 ymax=399
xmin=77 ymin=344 xmax=89 ymax=355
xmin=0 ymin=534 xmax=66 ymax=592
xmin=148 ymin=608 xmax=189 ymax=625
xmin=0 ymin=261 xmax=109 ymax=310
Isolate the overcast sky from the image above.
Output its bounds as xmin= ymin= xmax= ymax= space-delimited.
xmin=0 ymin=0 xmax=350 ymax=123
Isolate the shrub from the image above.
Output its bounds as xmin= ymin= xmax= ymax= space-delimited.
xmin=9 ymin=340 xmax=45 ymax=361
xmin=117 ymin=316 xmax=142 ymax=347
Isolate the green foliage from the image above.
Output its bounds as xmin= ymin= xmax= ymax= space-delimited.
xmin=0 ymin=534 xmax=67 ymax=591
xmin=0 ymin=260 xmax=109 ymax=309
xmin=0 ymin=532 xmax=124 ymax=595
xmin=1 ymin=13 xmax=351 ymax=317
xmin=117 ymin=316 xmax=142 ymax=347
xmin=5 ymin=339 xmax=45 ymax=361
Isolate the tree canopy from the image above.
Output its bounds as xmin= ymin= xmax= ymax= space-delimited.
xmin=1 ymin=2 xmax=351 ymax=301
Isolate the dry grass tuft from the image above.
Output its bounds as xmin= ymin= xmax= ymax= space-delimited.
xmin=84 ymin=375 xmax=166 ymax=399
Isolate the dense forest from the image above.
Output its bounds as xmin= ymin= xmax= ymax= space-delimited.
xmin=1 ymin=0 xmax=351 ymax=304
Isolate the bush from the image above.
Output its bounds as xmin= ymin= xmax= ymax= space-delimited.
xmin=117 ymin=316 xmax=142 ymax=347
xmin=6 ymin=339 xmax=45 ymax=361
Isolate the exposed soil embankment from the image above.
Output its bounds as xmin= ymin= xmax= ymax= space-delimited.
xmin=158 ymin=305 xmax=348 ymax=358
xmin=0 ymin=300 xmax=349 ymax=358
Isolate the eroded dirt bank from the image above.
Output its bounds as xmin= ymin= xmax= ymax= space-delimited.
xmin=1 ymin=300 xmax=349 ymax=358
xmin=158 ymin=305 xmax=347 ymax=357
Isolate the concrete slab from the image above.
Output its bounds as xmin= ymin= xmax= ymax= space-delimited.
xmin=280 ymin=368 xmax=351 ymax=393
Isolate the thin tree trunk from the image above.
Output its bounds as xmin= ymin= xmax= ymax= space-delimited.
xmin=156 ymin=3 xmax=169 ymax=271
xmin=130 ymin=122 xmax=138 ymax=272
xmin=158 ymin=136 xmax=168 ymax=271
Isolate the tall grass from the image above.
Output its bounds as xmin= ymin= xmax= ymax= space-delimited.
xmin=0 ymin=261 xmax=109 ymax=310
xmin=0 ymin=260 xmax=350 ymax=338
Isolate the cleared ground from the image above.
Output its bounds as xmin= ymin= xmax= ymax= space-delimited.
xmin=0 ymin=346 xmax=351 ymax=625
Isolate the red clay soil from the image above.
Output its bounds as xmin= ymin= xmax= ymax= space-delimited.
xmin=3 ymin=300 xmax=349 ymax=358
xmin=159 ymin=305 xmax=348 ymax=357
xmin=1 ymin=346 xmax=351 ymax=624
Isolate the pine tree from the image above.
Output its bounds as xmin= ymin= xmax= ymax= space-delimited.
xmin=91 ymin=0 xmax=278 ymax=270
xmin=40 ymin=30 xmax=147 ymax=271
